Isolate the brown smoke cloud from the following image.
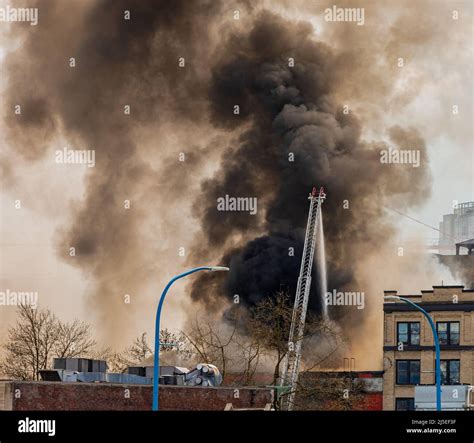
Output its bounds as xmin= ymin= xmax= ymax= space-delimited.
xmin=2 ymin=0 xmax=232 ymax=343
xmin=2 ymin=0 xmax=469 ymax=367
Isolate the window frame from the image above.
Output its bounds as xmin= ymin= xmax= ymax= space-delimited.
xmin=436 ymin=321 xmax=460 ymax=346
xmin=396 ymin=359 xmax=421 ymax=385
xmin=397 ymin=321 xmax=420 ymax=346
xmin=395 ymin=397 xmax=415 ymax=411
xmin=440 ymin=359 xmax=460 ymax=385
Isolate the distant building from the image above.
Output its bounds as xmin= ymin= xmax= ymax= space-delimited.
xmin=439 ymin=202 xmax=474 ymax=254
xmin=383 ymin=285 xmax=474 ymax=410
xmin=456 ymin=239 xmax=474 ymax=256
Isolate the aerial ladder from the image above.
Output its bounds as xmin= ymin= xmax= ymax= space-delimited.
xmin=279 ymin=186 xmax=326 ymax=411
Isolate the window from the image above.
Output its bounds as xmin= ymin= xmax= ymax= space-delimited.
xmin=396 ymin=360 xmax=420 ymax=385
xmin=436 ymin=322 xmax=460 ymax=345
xmin=397 ymin=322 xmax=420 ymax=346
xmin=440 ymin=360 xmax=460 ymax=385
xmin=396 ymin=398 xmax=415 ymax=411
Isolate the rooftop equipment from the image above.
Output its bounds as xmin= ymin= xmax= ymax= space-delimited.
xmin=39 ymin=358 xmax=222 ymax=387
xmin=39 ymin=358 xmax=151 ymax=385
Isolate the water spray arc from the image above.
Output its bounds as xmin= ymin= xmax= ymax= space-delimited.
xmin=317 ymin=208 xmax=328 ymax=319
xmin=280 ymin=187 xmax=326 ymax=411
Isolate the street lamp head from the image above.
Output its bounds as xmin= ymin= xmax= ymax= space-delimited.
xmin=208 ymin=266 xmax=230 ymax=272
xmin=384 ymin=295 xmax=401 ymax=302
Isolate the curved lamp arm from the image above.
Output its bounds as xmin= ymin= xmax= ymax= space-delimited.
xmin=152 ymin=266 xmax=229 ymax=411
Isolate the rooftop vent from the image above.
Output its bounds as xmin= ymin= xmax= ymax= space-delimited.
xmin=53 ymin=358 xmax=107 ymax=373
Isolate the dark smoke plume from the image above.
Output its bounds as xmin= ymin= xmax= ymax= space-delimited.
xmin=190 ymin=12 xmax=431 ymax=321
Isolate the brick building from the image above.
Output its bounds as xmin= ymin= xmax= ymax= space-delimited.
xmin=383 ymin=285 xmax=474 ymax=410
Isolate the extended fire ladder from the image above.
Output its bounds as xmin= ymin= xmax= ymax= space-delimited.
xmin=279 ymin=187 xmax=326 ymax=411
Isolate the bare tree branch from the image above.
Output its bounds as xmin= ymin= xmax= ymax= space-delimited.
xmin=0 ymin=304 xmax=95 ymax=380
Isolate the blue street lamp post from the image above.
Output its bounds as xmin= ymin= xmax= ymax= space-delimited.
xmin=152 ymin=266 xmax=229 ymax=411
xmin=384 ymin=295 xmax=442 ymax=411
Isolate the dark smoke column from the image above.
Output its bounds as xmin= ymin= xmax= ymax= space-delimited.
xmin=190 ymin=12 xmax=431 ymax=321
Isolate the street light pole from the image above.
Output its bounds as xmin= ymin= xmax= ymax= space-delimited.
xmin=384 ymin=295 xmax=442 ymax=411
xmin=152 ymin=266 xmax=229 ymax=411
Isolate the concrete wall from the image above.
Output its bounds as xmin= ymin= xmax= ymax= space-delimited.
xmin=0 ymin=381 xmax=273 ymax=411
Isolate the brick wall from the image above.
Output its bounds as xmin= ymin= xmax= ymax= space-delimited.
xmin=356 ymin=392 xmax=383 ymax=411
xmin=2 ymin=382 xmax=273 ymax=411
xmin=297 ymin=371 xmax=383 ymax=411
xmin=222 ymin=372 xmax=275 ymax=387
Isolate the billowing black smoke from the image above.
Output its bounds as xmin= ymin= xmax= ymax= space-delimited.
xmin=190 ymin=12 xmax=430 ymax=317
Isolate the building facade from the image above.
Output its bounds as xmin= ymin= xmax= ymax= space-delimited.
xmin=383 ymin=285 xmax=474 ymax=410
xmin=439 ymin=202 xmax=474 ymax=254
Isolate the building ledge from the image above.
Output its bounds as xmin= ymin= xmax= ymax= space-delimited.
xmin=383 ymin=302 xmax=474 ymax=312
xmin=384 ymin=345 xmax=474 ymax=351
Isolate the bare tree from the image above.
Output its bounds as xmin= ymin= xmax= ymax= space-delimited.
xmin=179 ymin=293 xmax=340 ymax=389
xmin=126 ymin=332 xmax=153 ymax=363
xmin=294 ymin=372 xmax=366 ymax=410
xmin=0 ymin=304 xmax=95 ymax=380
xmin=98 ymin=331 xmax=189 ymax=373
xmin=247 ymin=290 xmax=294 ymax=385
xmin=232 ymin=336 xmax=261 ymax=386
xmin=246 ymin=290 xmax=346 ymax=409
xmin=54 ymin=319 xmax=96 ymax=359
xmin=181 ymin=316 xmax=238 ymax=379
